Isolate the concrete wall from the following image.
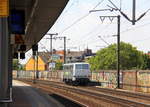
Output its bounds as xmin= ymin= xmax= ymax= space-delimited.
xmin=137 ymin=70 xmax=150 ymax=92
xmin=92 ymin=71 xmax=117 ymax=88
xmin=92 ymin=70 xmax=150 ymax=93
xmin=13 ymin=70 xmax=150 ymax=93
xmin=122 ymin=70 xmax=137 ymax=91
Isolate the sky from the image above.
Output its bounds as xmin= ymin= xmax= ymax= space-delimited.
xmin=21 ymin=0 xmax=150 ymax=64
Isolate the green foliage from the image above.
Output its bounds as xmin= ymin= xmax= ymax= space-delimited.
xmin=54 ymin=61 xmax=63 ymax=70
xmin=88 ymin=42 xmax=150 ymax=70
xmin=13 ymin=59 xmax=19 ymax=70
xmin=142 ymin=54 xmax=150 ymax=69
xmin=13 ymin=59 xmax=24 ymax=70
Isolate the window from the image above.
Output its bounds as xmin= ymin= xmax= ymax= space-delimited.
xmin=75 ymin=64 xmax=89 ymax=69
xmin=76 ymin=64 xmax=82 ymax=69
xmin=82 ymin=64 xmax=89 ymax=69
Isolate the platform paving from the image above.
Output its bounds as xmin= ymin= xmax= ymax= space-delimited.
xmin=9 ymin=80 xmax=64 ymax=107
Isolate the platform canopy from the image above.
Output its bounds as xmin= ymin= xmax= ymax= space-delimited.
xmin=10 ymin=0 xmax=69 ymax=51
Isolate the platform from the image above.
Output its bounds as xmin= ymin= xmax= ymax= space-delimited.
xmin=8 ymin=80 xmax=64 ymax=107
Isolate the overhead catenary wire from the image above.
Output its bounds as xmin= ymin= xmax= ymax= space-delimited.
xmin=49 ymin=0 xmax=150 ymax=53
xmin=62 ymin=18 xmax=150 ymax=52
xmin=63 ymin=0 xmax=79 ymax=14
xmin=56 ymin=0 xmax=107 ymax=49
xmin=72 ymin=25 xmax=116 ymax=51
xmin=55 ymin=0 xmax=79 ymax=22
xmin=130 ymin=36 xmax=150 ymax=43
xmin=108 ymin=0 xmax=150 ymax=24
xmin=120 ymin=0 xmax=122 ymax=10
xmin=68 ymin=18 xmax=121 ymax=45
xmin=74 ymin=4 xmax=129 ymax=49
xmin=77 ymin=0 xmax=150 ymax=52
xmin=75 ymin=17 xmax=119 ymax=49
xmin=121 ymin=21 xmax=150 ymax=34
xmin=98 ymin=36 xmax=110 ymax=46
xmin=73 ymin=21 xmax=113 ymax=45
xmin=39 ymin=43 xmax=49 ymax=52
xmin=136 ymin=0 xmax=150 ymax=12
xmin=54 ymin=0 xmax=130 ymax=51
xmin=58 ymin=0 xmax=105 ymax=34
xmin=93 ymin=0 xmax=105 ymax=10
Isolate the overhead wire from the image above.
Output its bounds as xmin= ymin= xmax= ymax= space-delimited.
xmin=69 ymin=23 xmax=110 ymax=49
xmin=62 ymin=1 xmax=117 ymax=50
xmin=98 ymin=36 xmax=110 ymax=46
xmin=76 ymin=23 xmax=118 ymax=49
xmin=51 ymin=0 xmax=150 ymax=52
xmin=93 ymin=0 xmax=105 ymax=10
xmin=121 ymin=21 xmax=150 ymax=34
xmin=136 ymin=0 xmax=150 ymax=12
xmin=58 ymin=0 xmax=105 ymax=34
xmin=77 ymin=19 xmax=118 ymax=49
xmin=131 ymin=36 xmax=150 ymax=43
xmin=39 ymin=43 xmax=49 ymax=52
xmin=57 ymin=0 xmax=123 ymax=50
xmin=73 ymin=24 xmax=101 ymax=44
xmin=72 ymin=14 xmax=120 ymax=47
xmin=77 ymin=3 xmax=136 ymax=48
xmin=120 ymin=0 xmax=122 ymax=10
xmin=62 ymin=0 xmax=79 ymax=14
xmin=75 ymin=0 xmax=150 ymax=51
xmin=57 ymin=0 xmax=106 ymax=50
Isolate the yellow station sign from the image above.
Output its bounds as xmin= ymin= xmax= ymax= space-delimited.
xmin=0 ymin=0 xmax=9 ymax=17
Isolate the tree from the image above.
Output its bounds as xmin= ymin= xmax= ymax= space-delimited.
xmin=13 ymin=59 xmax=24 ymax=70
xmin=13 ymin=59 xmax=20 ymax=70
xmin=142 ymin=54 xmax=150 ymax=69
xmin=88 ymin=42 xmax=148 ymax=70
xmin=54 ymin=61 xmax=63 ymax=70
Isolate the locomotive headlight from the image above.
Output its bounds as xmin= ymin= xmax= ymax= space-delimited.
xmin=73 ymin=77 xmax=76 ymax=81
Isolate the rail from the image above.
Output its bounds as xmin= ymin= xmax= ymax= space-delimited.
xmin=19 ymin=79 xmax=150 ymax=106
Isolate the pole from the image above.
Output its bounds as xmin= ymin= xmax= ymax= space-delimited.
xmin=33 ymin=54 xmax=36 ymax=83
xmin=46 ymin=33 xmax=58 ymax=71
xmin=50 ymin=35 xmax=53 ymax=57
xmin=32 ymin=44 xmax=38 ymax=83
xmin=46 ymin=33 xmax=58 ymax=59
xmin=132 ymin=0 xmax=136 ymax=25
xmin=98 ymin=15 xmax=121 ymax=88
xmin=117 ymin=15 xmax=120 ymax=88
xmin=48 ymin=36 xmax=67 ymax=63
xmin=36 ymin=50 xmax=39 ymax=79
xmin=48 ymin=34 xmax=53 ymax=71
xmin=0 ymin=18 xmax=9 ymax=107
xmin=64 ymin=37 xmax=66 ymax=64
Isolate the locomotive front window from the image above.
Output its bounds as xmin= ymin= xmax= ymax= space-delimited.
xmin=75 ymin=64 xmax=89 ymax=70
xmin=82 ymin=64 xmax=89 ymax=69
xmin=76 ymin=64 xmax=82 ymax=69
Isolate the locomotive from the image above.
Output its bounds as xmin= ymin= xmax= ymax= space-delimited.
xmin=63 ymin=62 xmax=91 ymax=85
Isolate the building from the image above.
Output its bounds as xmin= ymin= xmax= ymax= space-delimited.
xmin=25 ymin=52 xmax=50 ymax=71
xmin=25 ymin=51 xmax=64 ymax=71
xmin=66 ymin=49 xmax=95 ymax=63
xmin=25 ymin=49 xmax=95 ymax=71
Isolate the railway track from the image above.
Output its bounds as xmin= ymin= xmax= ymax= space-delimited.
xmin=84 ymin=86 xmax=150 ymax=105
xmin=16 ymin=79 xmax=150 ymax=107
xmin=33 ymin=79 xmax=150 ymax=104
